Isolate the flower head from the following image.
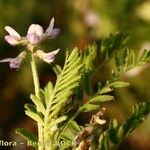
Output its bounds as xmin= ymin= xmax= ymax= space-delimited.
xmin=5 ymin=26 xmax=21 ymax=45
xmin=2 ymin=17 xmax=60 ymax=69
xmin=0 ymin=51 xmax=27 ymax=69
xmin=34 ymin=49 xmax=60 ymax=64
xmin=4 ymin=17 xmax=60 ymax=46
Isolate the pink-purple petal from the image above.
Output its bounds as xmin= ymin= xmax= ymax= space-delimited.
xmin=9 ymin=58 xmax=21 ymax=69
xmin=0 ymin=57 xmax=21 ymax=69
xmin=43 ymin=54 xmax=55 ymax=64
xmin=5 ymin=26 xmax=21 ymax=39
xmin=5 ymin=35 xmax=20 ymax=45
xmin=45 ymin=17 xmax=55 ymax=35
xmin=49 ymin=28 xmax=61 ymax=38
xmin=34 ymin=49 xmax=60 ymax=64
xmin=27 ymin=33 xmax=41 ymax=44
xmin=27 ymin=24 xmax=44 ymax=37
xmin=0 ymin=51 xmax=27 ymax=69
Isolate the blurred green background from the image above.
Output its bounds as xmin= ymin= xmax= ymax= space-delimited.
xmin=0 ymin=0 xmax=150 ymax=150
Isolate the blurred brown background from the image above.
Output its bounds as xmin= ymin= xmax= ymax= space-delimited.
xmin=0 ymin=0 xmax=150 ymax=150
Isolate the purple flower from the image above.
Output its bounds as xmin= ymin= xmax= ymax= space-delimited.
xmin=34 ymin=49 xmax=60 ymax=64
xmin=4 ymin=17 xmax=60 ymax=46
xmin=0 ymin=51 xmax=27 ymax=69
xmin=2 ymin=18 xmax=60 ymax=69
xmin=26 ymin=17 xmax=60 ymax=45
xmin=45 ymin=17 xmax=61 ymax=39
xmin=5 ymin=26 xmax=21 ymax=45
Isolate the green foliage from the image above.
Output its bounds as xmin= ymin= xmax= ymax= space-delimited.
xmin=100 ymin=33 xmax=128 ymax=64
xmin=114 ymin=48 xmax=150 ymax=78
xmin=83 ymin=33 xmax=128 ymax=74
xmin=45 ymin=47 xmax=83 ymax=120
xmin=16 ymin=33 xmax=150 ymax=150
xmin=99 ymin=101 xmax=150 ymax=150
xmin=1 ymin=1 xmax=150 ymax=149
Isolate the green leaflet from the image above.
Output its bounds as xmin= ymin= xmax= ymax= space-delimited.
xmin=81 ymin=104 xmax=100 ymax=112
xmin=48 ymin=116 xmax=67 ymax=129
xmin=30 ymin=94 xmax=45 ymax=114
xmin=53 ymin=64 xmax=62 ymax=77
xmin=56 ymin=76 xmax=81 ymax=91
xmin=24 ymin=103 xmax=36 ymax=113
xmin=52 ymin=90 xmax=73 ymax=104
xmin=50 ymin=99 xmax=66 ymax=112
xmin=81 ymin=95 xmax=114 ymax=112
xmin=90 ymin=95 xmax=114 ymax=103
xmin=24 ymin=103 xmax=44 ymax=126
xmin=48 ymin=107 xmax=60 ymax=119
xmin=25 ymin=110 xmax=44 ymax=126
xmin=66 ymin=47 xmax=79 ymax=62
xmin=64 ymin=57 xmax=82 ymax=74
xmin=16 ymin=128 xmax=38 ymax=146
xmin=44 ymin=81 xmax=53 ymax=105
xmin=99 ymin=86 xmax=113 ymax=94
xmin=109 ymin=81 xmax=129 ymax=88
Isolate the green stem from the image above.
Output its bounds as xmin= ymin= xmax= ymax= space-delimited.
xmin=31 ymin=55 xmax=44 ymax=150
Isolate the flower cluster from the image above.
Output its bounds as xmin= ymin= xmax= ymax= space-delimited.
xmin=0 ymin=17 xmax=60 ymax=69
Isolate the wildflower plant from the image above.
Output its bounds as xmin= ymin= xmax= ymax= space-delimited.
xmin=0 ymin=18 xmax=150 ymax=150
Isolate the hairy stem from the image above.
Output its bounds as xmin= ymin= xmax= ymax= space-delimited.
xmin=31 ymin=55 xmax=44 ymax=150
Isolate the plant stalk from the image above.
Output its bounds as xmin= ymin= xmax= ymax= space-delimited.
xmin=31 ymin=54 xmax=44 ymax=150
